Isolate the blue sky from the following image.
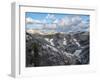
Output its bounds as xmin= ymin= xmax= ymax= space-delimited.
xmin=25 ymin=12 xmax=90 ymax=33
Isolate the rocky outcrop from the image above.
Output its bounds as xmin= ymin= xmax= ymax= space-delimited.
xmin=26 ymin=31 xmax=89 ymax=67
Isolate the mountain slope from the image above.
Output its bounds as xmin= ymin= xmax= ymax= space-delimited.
xmin=26 ymin=31 xmax=89 ymax=67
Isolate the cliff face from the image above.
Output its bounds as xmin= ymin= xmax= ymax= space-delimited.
xmin=26 ymin=32 xmax=89 ymax=67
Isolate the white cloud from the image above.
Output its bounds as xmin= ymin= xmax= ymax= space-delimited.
xmin=41 ymin=14 xmax=57 ymax=30
xmin=26 ymin=17 xmax=33 ymax=24
xmin=43 ymin=23 xmax=57 ymax=30
xmin=42 ymin=15 xmax=89 ymax=32
xmin=57 ymin=15 xmax=89 ymax=32
xmin=45 ymin=14 xmax=56 ymax=21
xmin=53 ymin=19 xmax=59 ymax=24
xmin=71 ymin=16 xmax=82 ymax=25
xmin=42 ymin=19 xmax=47 ymax=24
xmin=26 ymin=17 xmax=41 ymax=24
xmin=58 ymin=17 xmax=72 ymax=27
xmin=59 ymin=16 xmax=82 ymax=27
xmin=26 ymin=15 xmax=89 ymax=32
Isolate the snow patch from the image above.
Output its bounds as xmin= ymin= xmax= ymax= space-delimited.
xmin=73 ymin=38 xmax=80 ymax=47
xmin=50 ymin=38 xmax=55 ymax=46
xmin=45 ymin=38 xmax=49 ymax=42
xmin=46 ymin=44 xmax=58 ymax=52
xmin=63 ymin=38 xmax=67 ymax=45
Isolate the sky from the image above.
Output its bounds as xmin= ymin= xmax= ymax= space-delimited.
xmin=25 ymin=12 xmax=90 ymax=33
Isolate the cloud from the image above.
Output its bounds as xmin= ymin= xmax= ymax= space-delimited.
xmin=26 ymin=15 xmax=89 ymax=32
xmin=43 ymin=23 xmax=57 ymax=30
xmin=53 ymin=19 xmax=59 ymax=24
xmin=58 ymin=16 xmax=82 ymax=27
xmin=41 ymin=14 xmax=57 ymax=30
xmin=58 ymin=17 xmax=72 ymax=27
xmin=26 ymin=24 xmax=44 ymax=30
xmin=26 ymin=17 xmax=41 ymax=24
xmin=71 ymin=16 xmax=82 ymax=26
xmin=46 ymin=14 xmax=56 ymax=20
xmin=42 ymin=19 xmax=47 ymax=24
xmin=57 ymin=15 xmax=89 ymax=32
xmin=26 ymin=17 xmax=44 ymax=30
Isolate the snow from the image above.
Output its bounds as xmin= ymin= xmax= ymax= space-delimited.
xmin=74 ymin=50 xmax=82 ymax=56
xmin=73 ymin=38 xmax=81 ymax=47
xmin=45 ymin=38 xmax=49 ymax=42
xmin=63 ymin=38 xmax=67 ymax=45
xmin=46 ymin=44 xmax=58 ymax=52
xmin=44 ymin=38 xmax=55 ymax=46
xmin=50 ymin=38 xmax=55 ymax=46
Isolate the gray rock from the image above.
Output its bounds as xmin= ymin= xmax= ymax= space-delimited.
xmin=26 ymin=31 xmax=89 ymax=67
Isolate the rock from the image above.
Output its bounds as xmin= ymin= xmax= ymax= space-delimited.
xmin=26 ymin=31 xmax=89 ymax=67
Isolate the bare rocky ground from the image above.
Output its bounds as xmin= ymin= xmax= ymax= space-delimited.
xmin=26 ymin=31 xmax=89 ymax=67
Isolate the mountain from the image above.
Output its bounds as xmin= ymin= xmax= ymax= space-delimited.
xmin=26 ymin=31 xmax=89 ymax=67
xmin=26 ymin=29 xmax=45 ymax=35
